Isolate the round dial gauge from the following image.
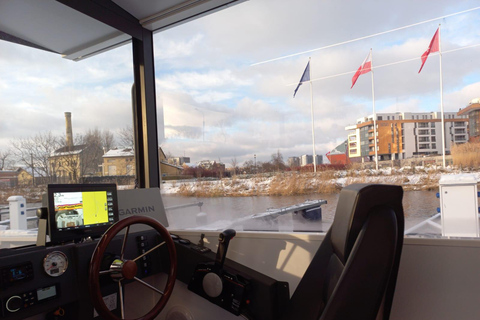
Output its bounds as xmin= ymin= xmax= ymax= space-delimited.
xmin=43 ymin=251 xmax=68 ymax=277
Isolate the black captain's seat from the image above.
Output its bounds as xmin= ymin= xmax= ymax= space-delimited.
xmin=282 ymin=184 xmax=404 ymax=320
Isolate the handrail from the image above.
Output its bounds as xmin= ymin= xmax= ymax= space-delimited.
xmin=405 ymin=213 xmax=480 ymax=235
xmin=0 ymin=216 xmax=39 ymax=227
xmin=405 ymin=213 xmax=442 ymax=235
xmin=165 ymin=202 xmax=203 ymax=211
xmin=0 ymin=206 xmax=41 ymax=217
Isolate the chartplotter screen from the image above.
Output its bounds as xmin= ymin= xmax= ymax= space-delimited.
xmin=47 ymin=184 xmax=118 ymax=244
xmin=53 ymin=191 xmax=111 ymax=230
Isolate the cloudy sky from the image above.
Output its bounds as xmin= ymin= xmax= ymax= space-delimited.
xmin=2 ymin=0 xmax=480 ymax=166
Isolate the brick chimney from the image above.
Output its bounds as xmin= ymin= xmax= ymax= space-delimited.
xmin=65 ymin=112 xmax=73 ymax=149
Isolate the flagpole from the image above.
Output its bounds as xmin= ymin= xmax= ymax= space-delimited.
xmin=309 ymin=57 xmax=317 ymax=173
xmin=438 ymin=24 xmax=446 ymax=168
xmin=370 ymin=49 xmax=379 ymax=170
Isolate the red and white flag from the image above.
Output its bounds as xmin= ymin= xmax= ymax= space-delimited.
xmin=418 ymin=27 xmax=440 ymax=73
xmin=351 ymin=51 xmax=372 ymax=88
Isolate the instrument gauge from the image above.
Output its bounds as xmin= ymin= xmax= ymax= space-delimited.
xmin=43 ymin=251 xmax=68 ymax=277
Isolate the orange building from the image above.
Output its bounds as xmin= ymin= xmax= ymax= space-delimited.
xmin=346 ymin=112 xmax=468 ymax=162
xmin=457 ymin=98 xmax=480 ymax=142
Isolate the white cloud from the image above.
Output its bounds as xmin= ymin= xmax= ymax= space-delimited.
xmin=2 ymin=0 xmax=480 ymax=166
xmin=157 ymin=69 xmax=252 ymax=92
xmin=155 ymin=34 xmax=205 ymax=59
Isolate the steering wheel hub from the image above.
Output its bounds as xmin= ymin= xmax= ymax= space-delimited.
xmin=121 ymin=260 xmax=138 ymax=280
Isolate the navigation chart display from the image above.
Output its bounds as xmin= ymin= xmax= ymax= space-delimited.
xmin=53 ymin=191 xmax=114 ymax=230
xmin=47 ymin=184 xmax=118 ymax=244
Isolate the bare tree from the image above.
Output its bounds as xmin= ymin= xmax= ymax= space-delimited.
xmin=11 ymin=131 xmax=62 ymax=183
xmin=242 ymin=160 xmax=254 ymax=174
xmin=101 ymin=129 xmax=115 ymax=152
xmin=271 ymin=149 xmax=285 ymax=172
xmin=230 ymin=157 xmax=238 ymax=176
xmin=261 ymin=161 xmax=274 ymax=173
xmin=0 ymin=149 xmax=13 ymax=170
xmin=78 ymin=129 xmax=107 ymax=178
xmin=118 ymin=125 xmax=134 ymax=149
xmin=82 ymin=128 xmax=115 ymax=152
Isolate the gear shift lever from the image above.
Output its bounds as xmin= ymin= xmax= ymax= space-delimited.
xmin=189 ymin=229 xmax=248 ymax=316
xmin=201 ymin=229 xmax=236 ymax=298
xmin=215 ymin=229 xmax=236 ymax=269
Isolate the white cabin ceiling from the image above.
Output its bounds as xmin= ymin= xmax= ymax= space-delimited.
xmin=0 ymin=0 xmax=245 ymax=61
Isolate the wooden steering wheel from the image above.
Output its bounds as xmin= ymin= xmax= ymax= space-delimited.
xmin=89 ymin=216 xmax=177 ymax=320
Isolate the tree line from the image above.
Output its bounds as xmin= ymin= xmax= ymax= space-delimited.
xmin=230 ymin=150 xmax=286 ymax=175
xmin=0 ymin=126 xmax=134 ymax=184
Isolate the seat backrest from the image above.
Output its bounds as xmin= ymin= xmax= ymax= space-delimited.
xmin=282 ymin=184 xmax=404 ymax=320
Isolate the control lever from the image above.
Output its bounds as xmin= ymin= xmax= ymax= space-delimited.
xmin=189 ymin=229 xmax=248 ymax=316
xmin=215 ymin=229 xmax=236 ymax=269
xmin=198 ymin=233 xmax=206 ymax=247
xmin=202 ymin=229 xmax=236 ymax=298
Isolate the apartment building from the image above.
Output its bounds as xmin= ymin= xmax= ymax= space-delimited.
xmin=168 ymin=156 xmax=191 ymax=166
xmin=346 ymin=112 xmax=468 ymax=162
xmin=287 ymin=156 xmax=300 ymax=167
xmin=300 ymin=154 xmax=323 ymax=166
xmin=457 ymin=98 xmax=480 ymax=141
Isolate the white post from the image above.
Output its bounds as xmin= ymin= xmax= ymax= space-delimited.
xmin=309 ymin=57 xmax=317 ymax=173
xmin=370 ymin=49 xmax=379 ymax=170
xmin=438 ymin=24 xmax=446 ymax=168
xmin=8 ymin=196 xmax=27 ymax=230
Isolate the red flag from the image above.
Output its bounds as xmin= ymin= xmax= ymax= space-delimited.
xmin=351 ymin=51 xmax=372 ymax=88
xmin=418 ymin=28 xmax=440 ymax=73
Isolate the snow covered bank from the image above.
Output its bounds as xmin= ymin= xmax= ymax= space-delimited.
xmin=161 ymin=167 xmax=480 ymax=197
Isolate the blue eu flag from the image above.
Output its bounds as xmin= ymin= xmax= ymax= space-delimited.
xmin=293 ymin=61 xmax=310 ymax=97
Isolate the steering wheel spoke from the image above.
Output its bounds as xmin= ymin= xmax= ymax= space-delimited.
xmin=132 ymin=241 xmax=165 ymax=262
xmin=133 ymin=276 xmax=165 ymax=295
xmin=120 ymin=225 xmax=130 ymax=261
xmin=118 ymin=281 xmax=125 ymax=320
xmin=89 ymin=216 xmax=177 ymax=320
xmin=99 ymin=269 xmax=114 ymax=276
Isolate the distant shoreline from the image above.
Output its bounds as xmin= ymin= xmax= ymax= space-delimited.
xmin=162 ymin=167 xmax=480 ymax=197
xmin=1 ymin=166 xmax=479 ymax=203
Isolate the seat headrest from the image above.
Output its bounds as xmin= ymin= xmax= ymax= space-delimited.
xmin=330 ymin=184 xmax=404 ymax=264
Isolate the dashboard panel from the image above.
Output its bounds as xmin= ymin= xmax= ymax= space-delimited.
xmin=0 ymin=229 xmax=288 ymax=320
xmin=0 ymin=229 xmax=167 ymax=320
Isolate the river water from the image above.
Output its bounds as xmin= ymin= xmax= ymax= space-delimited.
xmin=17 ymin=191 xmax=439 ymax=233
xmin=162 ymin=190 xmax=439 ymax=232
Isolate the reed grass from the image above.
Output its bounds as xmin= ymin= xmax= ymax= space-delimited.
xmin=452 ymin=142 xmax=480 ymax=168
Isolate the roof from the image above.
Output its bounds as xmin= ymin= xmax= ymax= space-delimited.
xmin=160 ymin=161 xmax=183 ymax=170
xmin=0 ymin=170 xmax=18 ymax=179
xmin=158 ymin=147 xmax=166 ymax=160
xmin=51 ymin=145 xmax=86 ymax=156
xmin=103 ymin=148 xmax=135 ymax=158
xmin=457 ymin=103 xmax=480 ymax=116
xmin=0 ymin=0 xmax=246 ymax=61
xmin=16 ymin=167 xmax=33 ymax=176
xmin=182 ymin=162 xmax=195 ymax=168
xmin=328 ymin=140 xmax=348 ymax=155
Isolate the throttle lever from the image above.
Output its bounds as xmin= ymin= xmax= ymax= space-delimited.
xmin=215 ymin=229 xmax=236 ymax=269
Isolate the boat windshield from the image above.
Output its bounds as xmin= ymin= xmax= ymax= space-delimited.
xmin=2 ymin=0 xmax=480 ymax=242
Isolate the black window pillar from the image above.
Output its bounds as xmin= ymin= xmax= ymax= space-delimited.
xmin=57 ymin=0 xmax=160 ymax=188
xmin=132 ymin=29 xmax=160 ymax=188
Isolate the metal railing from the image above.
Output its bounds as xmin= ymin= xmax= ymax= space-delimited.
xmin=404 ymin=213 xmax=442 ymax=235
xmin=0 ymin=206 xmax=41 ymax=228
xmin=0 ymin=201 xmax=203 ymax=230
